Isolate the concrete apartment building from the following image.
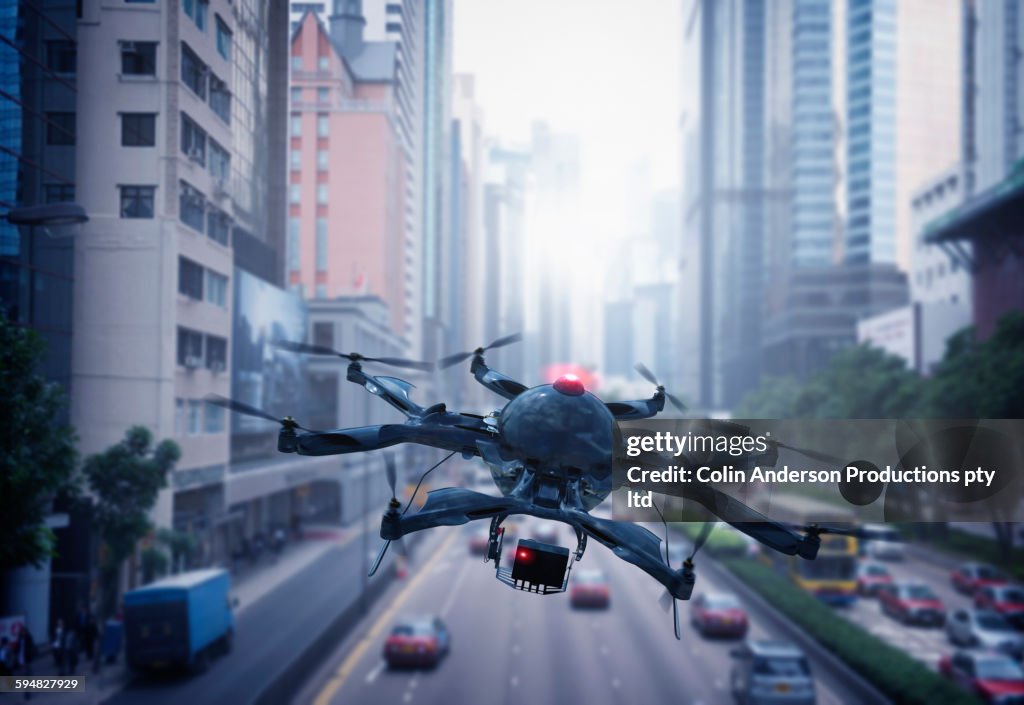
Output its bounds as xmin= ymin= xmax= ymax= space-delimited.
xmin=71 ymin=0 xmax=299 ymax=564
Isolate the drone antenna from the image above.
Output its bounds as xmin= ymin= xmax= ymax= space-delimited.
xmin=403 ymin=451 xmax=457 ymax=516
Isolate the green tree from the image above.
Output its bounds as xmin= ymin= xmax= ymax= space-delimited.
xmin=84 ymin=426 xmax=180 ymax=617
xmin=157 ymin=527 xmax=198 ymax=573
xmin=734 ymin=375 xmax=804 ymax=418
xmin=927 ymin=310 xmax=1024 ymax=418
xmin=0 ymin=308 xmax=78 ymax=573
xmin=798 ymin=344 xmax=926 ymax=419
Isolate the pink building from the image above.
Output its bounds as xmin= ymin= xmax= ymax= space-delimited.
xmin=290 ymin=10 xmax=409 ymax=336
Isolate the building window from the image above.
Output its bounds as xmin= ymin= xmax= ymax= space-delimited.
xmin=179 ymin=180 xmax=205 ymax=232
xmin=315 ymin=217 xmax=327 ymax=270
xmin=46 ymin=40 xmax=76 ymax=74
xmin=317 ymin=150 xmax=328 ymax=170
xmin=316 ymin=184 xmax=328 ymax=204
xmin=209 ymin=75 xmax=231 ymax=123
xmin=289 ymin=183 xmax=301 ymax=204
xmin=315 ymin=284 xmax=327 ymax=298
xmin=178 ymin=256 xmax=204 ymax=299
xmin=121 ymin=41 xmax=157 ymax=75
xmin=188 ymin=400 xmax=201 ymax=435
xmin=291 ymin=86 xmax=302 ymax=104
xmin=121 ymin=113 xmax=156 ymax=146
xmin=291 ymin=55 xmax=302 ymax=71
xmin=206 ymin=269 xmax=227 ymax=307
xmin=183 ymin=0 xmax=194 ymax=19
xmin=195 ymin=0 xmax=208 ymax=30
xmin=318 ymin=87 xmax=329 ymax=103
xmin=291 ymin=114 xmax=302 ymax=137
xmin=181 ymin=43 xmax=206 ymax=98
xmin=45 ymin=112 xmax=75 ymax=145
xmin=215 ymin=16 xmax=232 ymax=59
xmin=312 ymin=321 xmax=333 ymax=348
xmin=316 ymin=113 xmax=328 ymax=137
xmin=206 ymin=207 xmax=230 ymax=245
xmin=175 ymin=398 xmax=184 ymax=436
xmin=290 ymin=150 xmax=301 ymax=170
xmin=120 ymin=185 xmax=155 ymax=218
xmin=181 ymin=112 xmax=207 ymax=165
xmin=204 ymin=400 xmax=225 ymax=433
xmin=318 ymin=56 xmax=329 ymax=71
xmin=44 ymin=184 xmax=75 ymax=203
xmin=287 ymin=218 xmax=300 ymax=270
xmin=177 ymin=327 xmax=204 ymax=367
xmin=205 ymin=335 xmax=227 ymax=370
xmin=209 ymin=139 xmax=230 ymax=181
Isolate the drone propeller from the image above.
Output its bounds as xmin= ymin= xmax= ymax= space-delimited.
xmin=438 ymin=333 xmax=523 ymax=370
xmin=652 ymin=500 xmax=682 ymax=640
xmin=786 ymin=522 xmax=886 ymax=541
xmin=368 ymin=453 xmax=400 ymax=577
xmin=775 ymin=442 xmax=846 ymax=466
xmin=634 ymin=363 xmax=686 ymax=413
xmin=274 ymin=340 xmax=434 ymax=372
xmin=206 ymin=395 xmax=316 ymax=431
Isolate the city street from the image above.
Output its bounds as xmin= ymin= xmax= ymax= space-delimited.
xmin=102 ymin=526 xmax=383 ymax=705
xmin=296 ymin=520 xmax=866 ymax=705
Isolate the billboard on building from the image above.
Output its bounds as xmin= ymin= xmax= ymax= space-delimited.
xmin=231 ymin=268 xmax=309 ymax=462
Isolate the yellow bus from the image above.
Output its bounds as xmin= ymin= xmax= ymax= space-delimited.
xmin=764 ymin=493 xmax=860 ymax=606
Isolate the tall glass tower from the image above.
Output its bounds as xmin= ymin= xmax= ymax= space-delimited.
xmin=844 ymin=0 xmax=897 ymax=264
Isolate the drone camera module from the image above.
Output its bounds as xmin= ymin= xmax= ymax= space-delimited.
xmin=511 ymin=538 xmax=570 ymax=589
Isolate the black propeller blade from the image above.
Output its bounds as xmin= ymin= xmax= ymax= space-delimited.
xmin=439 ymin=333 xmax=523 ymax=370
xmin=369 ymin=453 xmax=399 ymax=577
xmin=206 ymin=395 xmax=316 ymax=431
xmin=634 ymin=363 xmax=686 ymax=413
xmin=274 ymin=340 xmax=434 ymax=372
xmin=775 ymin=442 xmax=847 ymax=466
xmin=786 ymin=523 xmax=892 ymax=541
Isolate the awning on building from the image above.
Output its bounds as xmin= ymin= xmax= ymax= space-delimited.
xmin=925 ymin=169 xmax=1024 ymax=245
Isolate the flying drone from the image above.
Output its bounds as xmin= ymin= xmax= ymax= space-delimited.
xmin=211 ymin=335 xmax=870 ymax=638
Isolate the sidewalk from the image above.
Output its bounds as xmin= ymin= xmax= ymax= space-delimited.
xmin=12 ymin=524 xmax=357 ymax=705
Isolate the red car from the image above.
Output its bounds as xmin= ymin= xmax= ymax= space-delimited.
xmin=975 ymin=585 xmax=1024 ymax=630
xmin=383 ymin=616 xmax=450 ymax=669
xmin=952 ymin=563 xmax=1009 ymax=595
xmin=939 ymin=650 xmax=1024 ymax=703
xmin=569 ymin=569 xmax=610 ymax=609
xmin=691 ymin=592 xmax=748 ymax=638
xmin=878 ymin=582 xmax=946 ymax=626
xmin=857 ymin=562 xmax=893 ymax=597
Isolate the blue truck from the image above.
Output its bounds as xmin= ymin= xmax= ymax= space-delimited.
xmin=123 ymin=568 xmax=235 ymax=673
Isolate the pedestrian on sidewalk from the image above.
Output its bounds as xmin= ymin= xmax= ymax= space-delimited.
xmin=75 ymin=602 xmax=98 ymax=661
xmin=0 ymin=637 xmax=13 ymax=677
xmin=15 ymin=624 xmax=36 ymax=701
xmin=62 ymin=625 xmax=79 ymax=676
xmin=52 ymin=619 xmax=66 ymax=675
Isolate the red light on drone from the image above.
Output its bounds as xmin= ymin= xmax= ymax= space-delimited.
xmin=552 ymin=374 xmax=585 ymax=396
xmin=516 ymin=548 xmax=535 ymax=563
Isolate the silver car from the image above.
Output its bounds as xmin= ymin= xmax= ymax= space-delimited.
xmin=946 ymin=608 xmax=1024 ymax=659
xmin=730 ymin=640 xmax=816 ymax=705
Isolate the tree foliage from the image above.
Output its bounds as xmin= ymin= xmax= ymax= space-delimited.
xmin=84 ymin=426 xmax=180 ymax=614
xmin=925 ymin=310 xmax=1024 ymax=418
xmin=0 ymin=308 xmax=78 ymax=572
xmin=735 ymin=344 xmax=926 ymax=419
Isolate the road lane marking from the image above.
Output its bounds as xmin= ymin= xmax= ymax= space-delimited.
xmin=439 ymin=560 xmax=469 ymax=617
xmin=511 ymin=643 xmax=520 ymax=655
xmin=402 ymin=692 xmax=412 ymax=703
xmin=313 ymin=530 xmax=458 ymax=705
xmin=364 ymin=660 xmax=386 ymax=684
xmin=510 ymin=675 xmax=519 ymax=687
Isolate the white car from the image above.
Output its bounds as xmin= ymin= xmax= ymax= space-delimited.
xmin=866 ymin=539 xmax=904 ymax=561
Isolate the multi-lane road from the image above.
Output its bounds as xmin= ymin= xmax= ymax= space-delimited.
xmin=296 ymin=520 xmax=869 ymax=705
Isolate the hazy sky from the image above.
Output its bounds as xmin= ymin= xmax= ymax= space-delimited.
xmin=453 ymin=0 xmax=682 ymax=242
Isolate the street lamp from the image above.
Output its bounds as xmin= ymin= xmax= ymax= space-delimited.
xmin=3 ymin=202 xmax=88 ymax=325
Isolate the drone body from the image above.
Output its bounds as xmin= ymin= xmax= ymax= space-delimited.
xmin=212 ymin=336 xmax=857 ymax=638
